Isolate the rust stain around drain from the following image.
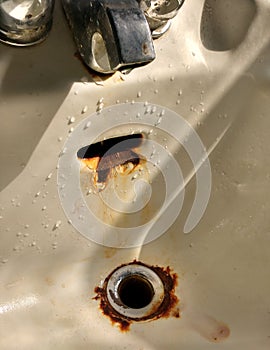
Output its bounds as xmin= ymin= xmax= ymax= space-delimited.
xmin=93 ymin=260 xmax=179 ymax=332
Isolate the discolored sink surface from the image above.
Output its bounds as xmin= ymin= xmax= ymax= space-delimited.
xmin=0 ymin=0 xmax=270 ymax=349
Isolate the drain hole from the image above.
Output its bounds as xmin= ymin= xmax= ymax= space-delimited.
xmin=118 ymin=275 xmax=154 ymax=309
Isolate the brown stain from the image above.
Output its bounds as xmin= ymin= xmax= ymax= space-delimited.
xmin=210 ymin=324 xmax=230 ymax=343
xmin=45 ymin=276 xmax=54 ymax=286
xmin=78 ymin=134 xmax=145 ymax=187
xmin=189 ymin=312 xmax=230 ymax=343
xmin=104 ymin=247 xmax=118 ymax=259
xmin=93 ymin=260 xmax=179 ymax=332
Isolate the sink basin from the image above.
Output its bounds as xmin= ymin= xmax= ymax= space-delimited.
xmin=1 ymin=0 xmax=270 ymax=349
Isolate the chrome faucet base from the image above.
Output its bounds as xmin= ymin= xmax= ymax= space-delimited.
xmin=0 ymin=0 xmax=54 ymax=46
xmin=0 ymin=21 xmax=52 ymax=46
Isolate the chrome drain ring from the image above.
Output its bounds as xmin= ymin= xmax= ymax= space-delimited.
xmin=106 ymin=264 xmax=164 ymax=319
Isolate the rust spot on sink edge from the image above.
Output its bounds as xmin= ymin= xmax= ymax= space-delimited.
xmin=93 ymin=260 xmax=179 ymax=332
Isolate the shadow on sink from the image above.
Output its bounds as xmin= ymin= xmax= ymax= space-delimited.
xmin=200 ymin=0 xmax=257 ymax=51
xmin=0 ymin=1 xmax=98 ymax=191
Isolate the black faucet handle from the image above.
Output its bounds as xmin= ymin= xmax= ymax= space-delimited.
xmin=62 ymin=0 xmax=155 ymax=73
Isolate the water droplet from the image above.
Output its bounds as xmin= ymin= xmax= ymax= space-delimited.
xmin=151 ymin=106 xmax=157 ymax=114
xmin=54 ymin=220 xmax=62 ymax=229
xmin=96 ymin=98 xmax=104 ymax=112
xmin=24 ymin=224 xmax=29 ymax=229
xmin=42 ymin=206 xmax=47 ymax=211
xmin=16 ymin=232 xmax=22 ymax=237
xmin=145 ymin=105 xmax=151 ymax=114
xmin=155 ymin=116 xmax=162 ymax=126
xmin=24 ymin=233 xmax=29 ymax=237
xmin=30 ymin=241 xmax=36 ymax=247
xmin=84 ymin=121 xmax=91 ymax=130
xmin=0 ymin=215 xmax=3 ymax=220
xmin=170 ymin=76 xmax=175 ymax=82
xmin=81 ymin=105 xmax=88 ymax=114
xmin=137 ymin=91 xmax=142 ymax=98
xmin=59 ymin=148 xmax=67 ymax=157
xmin=57 ymin=136 xmax=63 ymax=142
xmin=1 ymin=259 xmax=8 ymax=264
xmin=46 ymin=173 xmax=53 ymax=181
xmin=131 ymin=173 xmax=138 ymax=180
xmin=176 ymin=100 xmax=180 ymax=105
xmin=154 ymin=89 xmax=159 ymax=94
xmin=68 ymin=116 xmax=76 ymax=124
xmin=178 ymin=89 xmax=183 ymax=96
xmin=68 ymin=127 xmax=74 ymax=133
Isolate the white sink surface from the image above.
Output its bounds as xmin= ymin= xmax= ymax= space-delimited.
xmin=1 ymin=0 xmax=270 ymax=349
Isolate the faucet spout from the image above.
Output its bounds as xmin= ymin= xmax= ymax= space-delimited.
xmin=62 ymin=0 xmax=156 ymax=73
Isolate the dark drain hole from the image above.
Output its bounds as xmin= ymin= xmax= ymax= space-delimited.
xmin=118 ymin=275 xmax=155 ymax=309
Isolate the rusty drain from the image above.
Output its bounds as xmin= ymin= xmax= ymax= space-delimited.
xmin=94 ymin=260 xmax=179 ymax=331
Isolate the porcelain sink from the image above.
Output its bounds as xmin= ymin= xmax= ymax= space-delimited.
xmin=1 ymin=0 xmax=270 ymax=349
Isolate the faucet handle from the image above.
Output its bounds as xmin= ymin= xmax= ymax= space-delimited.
xmin=97 ymin=0 xmax=156 ymax=71
xmin=63 ymin=0 xmax=155 ymax=74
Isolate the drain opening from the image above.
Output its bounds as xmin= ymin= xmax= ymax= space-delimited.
xmin=118 ymin=275 xmax=154 ymax=309
xmin=77 ymin=133 xmax=145 ymax=185
xmin=93 ymin=260 xmax=179 ymax=332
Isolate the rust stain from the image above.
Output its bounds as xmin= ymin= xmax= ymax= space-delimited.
xmin=45 ymin=276 xmax=54 ymax=286
xmin=93 ymin=260 xmax=179 ymax=332
xmin=210 ymin=323 xmax=230 ymax=343
xmin=104 ymin=247 xmax=118 ymax=259
xmin=189 ymin=312 xmax=230 ymax=343
xmin=78 ymin=133 xmax=145 ymax=188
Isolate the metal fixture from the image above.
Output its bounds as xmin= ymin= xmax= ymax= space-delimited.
xmin=62 ymin=0 xmax=156 ymax=74
xmin=0 ymin=0 xmax=55 ymax=46
xmin=106 ymin=263 xmax=165 ymax=319
xmin=94 ymin=261 xmax=179 ymax=331
xmin=141 ymin=0 xmax=185 ymax=38
xmin=62 ymin=0 xmax=185 ymax=73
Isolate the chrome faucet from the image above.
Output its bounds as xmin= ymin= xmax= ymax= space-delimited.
xmin=62 ymin=0 xmax=155 ymax=74
xmin=0 ymin=0 xmax=184 ymax=73
xmin=0 ymin=0 xmax=55 ymax=46
xmin=62 ymin=0 xmax=185 ymax=74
